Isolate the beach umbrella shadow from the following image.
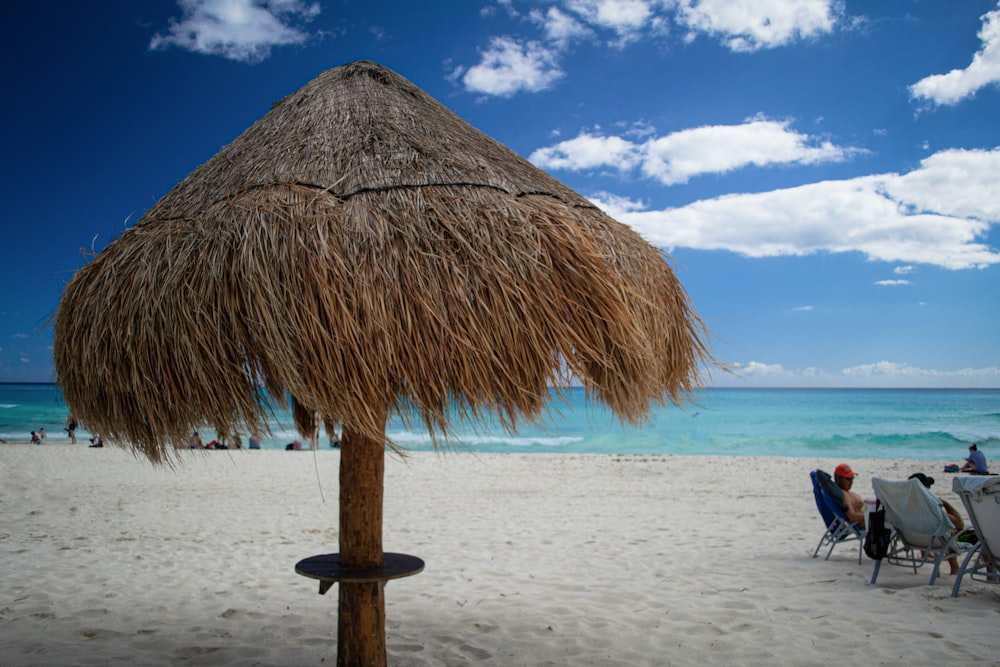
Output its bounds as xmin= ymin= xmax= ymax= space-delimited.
xmin=53 ymin=60 xmax=712 ymax=666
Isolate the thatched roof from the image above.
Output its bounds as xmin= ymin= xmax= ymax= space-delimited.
xmin=53 ymin=60 xmax=711 ymax=462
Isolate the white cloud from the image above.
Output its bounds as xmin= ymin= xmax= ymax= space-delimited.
xmin=589 ymin=191 xmax=648 ymax=213
xmin=736 ymin=361 xmax=792 ymax=376
xmin=674 ymin=0 xmax=839 ymax=52
xmin=893 ymin=265 xmax=915 ymax=275
xmin=910 ymin=5 xmax=1000 ymax=106
xmin=530 ymin=131 xmax=643 ymax=171
xmin=593 ymin=147 xmax=1000 ymax=270
xmin=531 ymin=116 xmax=856 ymax=185
xmin=790 ymin=305 xmax=814 ymax=312
xmin=641 ymin=116 xmax=852 ymax=184
xmin=883 ymin=147 xmax=1000 ymax=222
xmin=531 ymin=6 xmax=593 ymax=47
xmin=564 ymin=0 xmax=659 ymax=45
xmin=462 ymin=0 xmax=843 ymax=96
xmin=459 ymin=37 xmax=564 ymax=96
xmin=717 ymin=360 xmax=1000 ymax=388
xmin=874 ymin=279 xmax=910 ymax=286
xmin=842 ymin=361 xmax=1000 ymax=385
xmin=150 ymin=0 xmax=320 ymax=63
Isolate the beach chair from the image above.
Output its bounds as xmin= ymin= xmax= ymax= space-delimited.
xmin=811 ymin=470 xmax=864 ymax=563
xmin=869 ymin=477 xmax=974 ymax=586
xmin=951 ymin=476 xmax=1000 ymax=596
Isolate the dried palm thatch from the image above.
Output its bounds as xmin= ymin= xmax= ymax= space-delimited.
xmin=54 ymin=59 xmax=713 ymax=666
xmin=53 ymin=60 xmax=710 ymax=461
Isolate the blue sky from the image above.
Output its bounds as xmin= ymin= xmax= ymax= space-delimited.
xmin=2 ymin=0 xmax=999 ymax=388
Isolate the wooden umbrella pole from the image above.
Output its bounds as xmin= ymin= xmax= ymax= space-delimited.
xmin=337 ymin=412 xmax=387 ymax=667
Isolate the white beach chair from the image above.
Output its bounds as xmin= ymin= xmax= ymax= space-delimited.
xmin=950 ymin=476 xmax=1000 ymax=596
xmin=869 ymin=477 xmax=974 ymax=586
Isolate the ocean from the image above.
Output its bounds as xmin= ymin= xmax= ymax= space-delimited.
xmin=1 ymin=383 xmax=998 ymax=460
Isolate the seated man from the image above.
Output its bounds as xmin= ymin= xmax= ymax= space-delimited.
xmin=959 ymin=443 xmax=990 ymax=475
xmin=908 ymin=472 xmax=965 ymax=574
xmin=834 ymin=463 xmax=866 ymax=529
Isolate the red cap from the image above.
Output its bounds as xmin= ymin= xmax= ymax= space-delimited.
xmin=835 ymin=463 xmax=857 ymax=479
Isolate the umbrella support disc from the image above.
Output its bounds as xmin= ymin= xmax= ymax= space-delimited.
xmin=295 ymin=552 xmax=425 ymax=595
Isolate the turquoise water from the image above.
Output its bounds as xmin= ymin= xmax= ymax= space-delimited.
xmin=2 ymin=383 xmax=998 ymax=460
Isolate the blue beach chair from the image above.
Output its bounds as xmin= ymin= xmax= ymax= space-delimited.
xmin=951 ymin=476 xmax=1000 ymax=596
xmin=811 ymin=470 xmax=865 ymax=563
xmin=869 ymin=476 xmax=975 ymax=586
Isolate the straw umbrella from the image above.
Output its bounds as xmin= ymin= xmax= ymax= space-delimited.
xmin=53 ymin=60 xmax=711 ymax=665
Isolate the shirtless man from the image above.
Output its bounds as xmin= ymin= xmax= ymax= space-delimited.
xmin=834 ymin=463 xmax=866 ymax=529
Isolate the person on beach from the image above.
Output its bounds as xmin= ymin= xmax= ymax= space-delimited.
xmin=31 ymin=431 xmax=41 ymax=445
xmin=66 ymin=413 xmax=77 ymax=444
xmin=89 ymin=434 xmax=103 ymax=447
xmin=959 ymin=443 xmax=990 ymax=475
xmin=908 ymin=472 xmax=966 ymax=574
xmin=324 ymin=418 xmax=341 ymax=448
xmin=39 ymin=427 xmax=46 ymax=441
xmin=834 ymin=463 xmax=866 ymax=529
xmin=189 ymin=431 xmax=203 ymax=449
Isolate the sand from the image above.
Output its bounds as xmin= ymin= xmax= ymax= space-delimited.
xmin=1 ymin=445 xmax=997 ymax=666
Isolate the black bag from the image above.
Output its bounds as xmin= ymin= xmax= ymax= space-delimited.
xmin=864 ymin=503 xmax=892 ymax=560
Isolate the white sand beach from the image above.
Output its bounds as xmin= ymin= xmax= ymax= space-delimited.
xmin=1 ymin=445 xmax=997 ymax=666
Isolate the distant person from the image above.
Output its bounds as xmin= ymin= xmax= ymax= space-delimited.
xmin=959 ymin=443 xmax=989 ymax=475
xmin=31 ymin=430 xmax=41 ymax=445
xmin=248 ymin=436 xmax=261 ymax=450
xmin=286 ymin=440 xmax=303 ymax=451
xmin=908 ymin=472 xmax=965 ymax=575
xmin=66 ymin=413 xmax=77 ymax=444
xmin=230 ymin=433 xmax=242 ymax=449
xmin=834 ymin=463 xmax=866 ymax=529
xmin=39 ymin=427 xmax=47 ymax=441
xmin=89 ymin=434 xmax=103 ymax=448
xmin=324 ymin=418 xmax=341 ymax=448
xmin=189 ymin=430 xmax=203 ymax=449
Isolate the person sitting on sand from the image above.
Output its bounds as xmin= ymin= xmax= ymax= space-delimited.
xmin=908 ymin=472 xmax=966 ymax=575
xmin=30 ymin=431 xmax=41 ymax=445
xmin=834 ymin=463 xmax=866 ymax=529
xmin=959 ymin=443 xmax=990 ymax=475
xmin=89 ymin=434 xmax=103 ymax=447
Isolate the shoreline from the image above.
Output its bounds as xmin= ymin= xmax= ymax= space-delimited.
xmin=0 ymin=438 xmax=981 ymax=463
xmin=1 ymin=447 xmax=997 ymax=666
